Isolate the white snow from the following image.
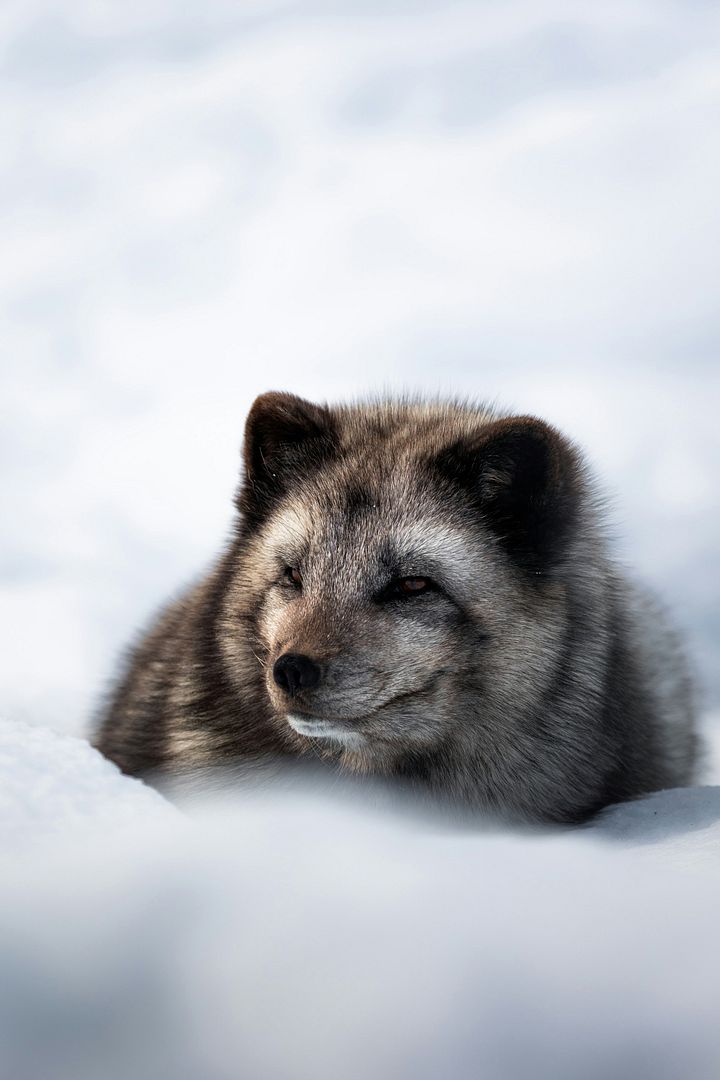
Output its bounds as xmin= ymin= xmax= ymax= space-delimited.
xmin=1 ymin=717 xmax=720 ymax=1080
xmin=0 ymin=718 xmax=176 ymax=851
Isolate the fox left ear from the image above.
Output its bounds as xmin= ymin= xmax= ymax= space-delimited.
xmin=434 ymin=417 xmax=584 ymax=573
xmin=238 ymin=392 xmax=338 ymax=524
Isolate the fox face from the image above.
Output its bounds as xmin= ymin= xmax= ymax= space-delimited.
xmin=219 ymin=392 xmax=587 ymax=774
xmin=251 ymin=494 xmax=488 ymax=754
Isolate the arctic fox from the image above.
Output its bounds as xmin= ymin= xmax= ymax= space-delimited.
xmin=95 ymin=393 xmax=698 ymax=822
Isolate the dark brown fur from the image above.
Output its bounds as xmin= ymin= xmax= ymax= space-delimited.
xmin=95 ymin=393 xmax=698 ymax=822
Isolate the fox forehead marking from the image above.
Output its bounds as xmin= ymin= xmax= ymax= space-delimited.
xmin=262 ymin=497 xmax=481 ymax=583
xmin=259 ymin=501 xmax=314 ymax=557
xmin=393 ymin=520 xmax=477 ymax=566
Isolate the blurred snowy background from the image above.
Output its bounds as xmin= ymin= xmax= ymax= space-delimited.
xmin=1 ymin=0 xmax=719 ymax=738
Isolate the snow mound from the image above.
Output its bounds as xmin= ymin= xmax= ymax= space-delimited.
xmin=596 ymin=785 xmax=720 ymax=859
xmin=1 ymin=719 xmax=720 ymax=1080
xmin=0 ymin=718 xmax=175 ymax=850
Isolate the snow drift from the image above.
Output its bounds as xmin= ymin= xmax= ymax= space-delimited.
xmin=1 ymin=718 xmax=720 ymax=1080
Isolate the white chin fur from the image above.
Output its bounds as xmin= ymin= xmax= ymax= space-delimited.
xmin=286 ymin=714 xmax=364 ymax=747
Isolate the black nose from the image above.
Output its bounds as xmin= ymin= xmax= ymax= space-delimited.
xmin=273 ymin=653 xmax=322 ymax=696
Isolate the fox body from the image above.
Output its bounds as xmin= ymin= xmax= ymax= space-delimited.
xmin=95 ymin=394 xmax=697 ymax=823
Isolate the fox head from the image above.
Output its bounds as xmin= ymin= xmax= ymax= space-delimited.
xmin=219 ymin=391 xmax=592 ymax=786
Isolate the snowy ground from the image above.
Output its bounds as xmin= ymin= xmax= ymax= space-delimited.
xmin=1 ymin=716 xmax=720 ymax=1080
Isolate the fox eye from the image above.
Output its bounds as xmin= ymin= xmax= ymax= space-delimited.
xmin=284 ymin=567 xmax=303 ymax=588
xmin=377 ymin=576 xmax=435 ymax=602
xmin=398 ymin=576 xmax=430 ymax=595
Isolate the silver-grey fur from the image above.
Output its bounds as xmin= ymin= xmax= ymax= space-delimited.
xmin=94 ymin=394 xmax=698 ymax=823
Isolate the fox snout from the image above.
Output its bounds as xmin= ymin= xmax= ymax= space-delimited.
xmin=272 ymin=652 xmax=322 ymax=696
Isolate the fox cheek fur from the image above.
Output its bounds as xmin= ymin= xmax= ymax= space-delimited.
xmin=94 ymin=390 xmax=698 ymax=824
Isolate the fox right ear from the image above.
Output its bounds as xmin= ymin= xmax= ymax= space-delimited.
xmin=434 ymin=416 xmax=584 ymax=574
xmin=237 ymin=392 xmax=337 ymax=523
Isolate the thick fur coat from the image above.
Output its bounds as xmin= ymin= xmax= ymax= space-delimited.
xmin=95 ymin=394 xmax=698 ymax=823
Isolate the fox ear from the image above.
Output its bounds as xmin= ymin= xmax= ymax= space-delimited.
xmin=435 ymin=417 xmax=584 ymax=573
xmin=238 ymin=392 xmax=337 ymax=523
